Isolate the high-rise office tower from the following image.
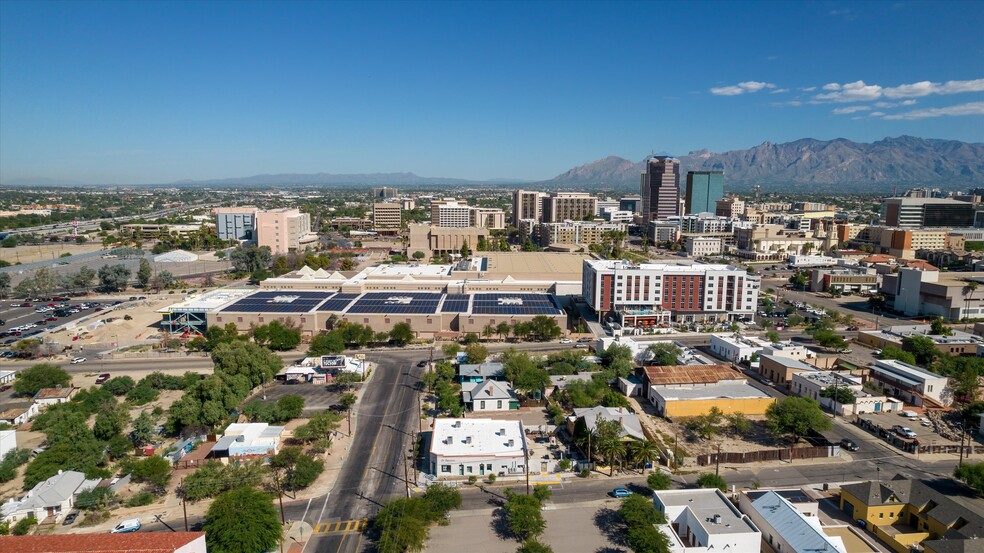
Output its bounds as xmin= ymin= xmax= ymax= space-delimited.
xmin=685 ymin=171 xmax=725 ymax=215
xmin=640 ymin=156 xmax=681 ymax=221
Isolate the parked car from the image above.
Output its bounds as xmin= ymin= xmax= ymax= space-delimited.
xmin=416 ymin=360 xmax=428 ymax=367
xmin=62 ymin=512 xmax=78 ymax=525
xmin=573 ymin=343 xmax=588 ymax=349
xmin=0 ymin=384 xmax=11 ymax=392
xmin=577 ymin=337 xmax=593 ymax=343
xmin=71 ymin=357 xmax=86 ymax=364
xmin=95 ymin=373 xmax=111 ymax=384
xmin=559 ymin=338 xmax=572 ymax=344
xmin=111 ymin=519 xmax=142 ymax=533
xmin=840 ymin=438 xmax=859 ymax=452
xmin=611 ymin=488 xmax=632 ymax=498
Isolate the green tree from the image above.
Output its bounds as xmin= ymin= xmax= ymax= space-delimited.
xmin=820 ymin=386 xmax=857 ymax=405
xmin=765 ymin=397 xmax=831 ymax=442
xmin=13 ymin=364 xmax=71 ymax=396
xmin=309 ymin=331 xmax=345 ymax=356
xmin=128 ymin=455 xmax=173 ymax=490
xmin=0 ymin=272 xmax=10 ymax=299
xmin=504 ymin=490 xmax=546 ymax=541
xmin=204 ymin=487 xmax=282 ymax=553
xmin=102 ymin=376 xmax=136 ymax=396
xmin=464 ymin=343 xmax=489 ymax=364
xmin=412 ymin=250 xmax=426 ymax=261
xmin=954 ymin=461 xmax=984 ymax=495
xmin=696 ymin=472 xmax=728 ymax=492
xmin=373 ymin=497 xmax=433 ymax=553
xmin=629 ymin=440 xmax=661 ymax=473
xmin=130 ymin=410 xmax=157 ymax=447
xmin=0 ymin=448 xmax=31 ymax=483
xmin=517 ymin=540 xmax=554 ymax=553
xmin=726 ymin=412 xmax=752 ymax=436
xmin=389 ymin=322 xmax=414 ymax=346
xmin=293 ymin=411 xmax=343 ymax=444
xmin=503 ymin=352 xmax=550 ymax=397
xmin=93 ymin=402 xmax=131 ymax=441
xmin=12 ymin=515 xmax=37 ymax=536
xmin=229 ymin=245 xmax=272 ymax=274
xmin=137 ymin=258 xmax=152 ymax=288
xmin=647 ymin=471 xmax=672 ymax=491
xmin=442 ymin=343 xmax=461 ymax=358
xmin=210 ymin=341 xmax=282 ymax=387
xmin=251 ymin=320 xmax=301 ymax=351
xmin=97 ymin=263 xmax=131 ymax=292
xmin=879 ymin=345 xmax=916 ymax=364
xmin=646 ymin=343 xmax=681 ymax=366
xmin=902 ymin=335 xmax=939 ymax=366
xmin=765 ymin=331 xmax=781 ymax=343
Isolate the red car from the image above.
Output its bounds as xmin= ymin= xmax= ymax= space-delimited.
xmin=20 ymin=302 xmax=32 ymax=307
xmin=95 ymin=373 xmax=111 ymax=384
xmin=46 ymin=316 xmax=58 ymax=322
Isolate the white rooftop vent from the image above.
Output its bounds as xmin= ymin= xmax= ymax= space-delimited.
xmin=453 ymin=420 xmax=462 ymax=428
xmin=270 ymin=295 xmax=300 ymax=303
xmin=499 ymin=428 xmax=506 ymax=435
xmin=465 ymin=436 xmax=472 ymax=444
xmin=507 ymin=439 xmax=514 ymax=447
xmin=384 ymin=296 xmax=414 ymax=305
xmin=497 ymin=296 xmax=524 ymax=306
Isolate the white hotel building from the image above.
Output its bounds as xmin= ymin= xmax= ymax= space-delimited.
xmin=582 ymin=260 xmax=759 ymax=326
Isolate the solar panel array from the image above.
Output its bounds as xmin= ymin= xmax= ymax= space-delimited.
xmin=220 ymin=291 xmax=335 ymax=313
xmin=441 ymin=294 xmax=470 ymax=313
xmin=317 ymin=293 xmax=360 ymax=312
xmin=347 ymin=292 xmax=443 ymax=314
xmin=471 ymin=293 xmax=562 ymax=315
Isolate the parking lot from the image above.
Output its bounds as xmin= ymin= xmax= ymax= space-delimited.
xmin=0 ymin=296 xmax=134 ymax=351
xmin=855 ymin=410 xmax=957 ymax=450
xmin=255 ymin=380 xmax=346 ymax=415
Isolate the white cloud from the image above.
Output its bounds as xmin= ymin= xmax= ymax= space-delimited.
xmin=771 ymin=100 xmax=802 ymax=107
xmin=770 ymin=88 xmax=790 ymax=94
xmin=882 ymin=101 xmax=984 ymax=120
xmin=869 ymin=112 xmax=886 ymax=117
xmin=901 ymin=99 xmax=917 ymax=105
xmin=814 ymin=78 xmax=984 ymax=102
xmin=710 ymin=81 xmax=777 ymax=96
xmin=873 ymin=100 xmax=918 ymax=108
xmin=800 ymin=86 xmax=817 ymax=92
xmin=832 ymin=106 xmax=872 ymax=114
xmin=816 ymin=80 xmax=884 ymax=102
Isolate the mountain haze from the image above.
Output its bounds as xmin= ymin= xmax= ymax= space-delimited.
xmin=542 ymin=136 xmax=984 ymax=191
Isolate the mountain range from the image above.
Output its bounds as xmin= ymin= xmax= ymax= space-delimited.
xmin=3 ymin=136 xmax=981 ymax=191
xmin=543 ymin=136 xmax=984 ymax=191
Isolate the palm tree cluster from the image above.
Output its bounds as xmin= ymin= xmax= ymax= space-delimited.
xmin=575 ymin=416 xmax=661 ymax=476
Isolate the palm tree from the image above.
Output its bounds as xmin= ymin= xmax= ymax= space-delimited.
xmin=596 ymin=439 xmax=627 ymax=477
xmin=964 ymin=281 xmax=978 ymax=330
xmin=482 ymin=324 xmax=495 ymax=341
xmin=629 ymin=440 xmax=660 ymax=473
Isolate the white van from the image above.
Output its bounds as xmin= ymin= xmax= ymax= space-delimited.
xmin=111 ymin=518 xmax=141 ymax=533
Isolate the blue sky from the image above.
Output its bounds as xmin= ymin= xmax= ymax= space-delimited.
xmin=1 ymin=0 xmax=982 ymax=184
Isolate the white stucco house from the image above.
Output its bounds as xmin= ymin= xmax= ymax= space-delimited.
xmin=461 ymin=380 xmax=519 ymax=412
xmin=1 ymin=470 xmax=99 ymax=524
xmin=653 ymin=489 xmax=761 ymax=552
xmin=429 ymin=418 xmax=527 ymax=478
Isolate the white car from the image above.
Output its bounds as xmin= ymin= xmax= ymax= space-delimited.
xmin=71 ymin=357 xmax=86 ymax=364
xmin=559 ymin=338 xmax=572 ymax=344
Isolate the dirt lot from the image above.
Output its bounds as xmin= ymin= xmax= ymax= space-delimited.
xmin=0 ymin=242 xmax=104 ymax=264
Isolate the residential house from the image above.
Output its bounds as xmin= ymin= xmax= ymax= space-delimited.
xmin=547 ymin=373 xmax=594 ymax=398
xmin=210 ymin=423 xmax=285 ymax=461
xmin=759 ymin=354 xmax=819 ymax=390
xmin=428 ymin=418 xmax=527 ymax=478
xmin=641 ymin=365 xmax=775 ymax=417
xmin=0 ymin=403 xmax=39 ymax=426
xmin=1 ymin=470 xmax=97 ymax=524
xmin=462 ymin=380 xmax=519 ymax=412
xmin=569 ymin=406 xmax=645 ymax=442
xmin=33 ymin=386 xmax=79 ymax=408
xmin=2 ymin=532 xmax=207 ymax=553
xmin=709 ymin=333 xmax=771 ymax=364
xmin=869 ymin=359 xmax=951 ymax=407
xmin=791 ymin=371 xmax=902 ymax=416
xmin=840 ymin=476 xmax=984 ymax=553
xmin=652 ymin=488 xmax=761 ymax=552
xmin=0 ymin=430 xmax=16 ymax=461
xmin=0 ymin=370 xmax=14 ymax=385
xmin=457 ymin=362 xmax=505 ymax=383
xmin=741 ymin=490 xmax=847 ymax=553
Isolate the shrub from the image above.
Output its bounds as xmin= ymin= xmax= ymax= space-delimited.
xmin=467 ymin=475 xmax=478 ymax=485
xmin=12 ymin=515 xmax=36 ymax=535
xmin=126 ymin=492 xmax=155 ymax=507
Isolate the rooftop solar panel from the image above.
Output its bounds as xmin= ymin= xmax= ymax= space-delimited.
xmin=441 ymin=294 xmax=470 ymax=313
xmin=220 ymin=291 xmax=334 ymax=313
xmin=346 ymin=292 xmax=442 ymax=314
xmin=317 ymin=293 xmax=360 ymax=312
xmin=471 ymin=293 xmax=562 ymax=315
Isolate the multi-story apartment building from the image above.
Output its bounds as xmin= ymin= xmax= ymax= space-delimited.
xmin=469 ymin=207 xmax=506 ymax=230
xmin=256 ymin=208 xmax=317 ymax=254
xmin=881 ymin=197 xmax=975 ymax=228
xmin=541 ymin=192 xmax=597 ymax=223
xmin=512 ymin=190 xmax=544 ymax=224
xmin=372 ymin=187 xmax=399 ymax=199
xmin=684 ymin=171 xmax=724 ymax=215
xmin=619 ymin=195 xmax=642 ymax=214
xmin=430 ymin=200 xmax=473 ymax=227
xmin=851 ymin=226 xmax=948 ymax=258
xmin=537 ymin=221 xmax=627 ymax=248
xmin=715 ymin=196 xmax=745 ymax=219
xmin=372 ymin=202 xmax=402 ymax=234
xmin=641 ymin=156 xmax=681 ymax=221
xmin=214 ymin=207 xmax=259 ymax=243
xmin=582 ymin=259 xmax=759 ymax=324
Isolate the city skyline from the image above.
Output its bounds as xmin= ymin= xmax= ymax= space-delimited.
xmin=1 ymin=0 xmax=982 ymax=185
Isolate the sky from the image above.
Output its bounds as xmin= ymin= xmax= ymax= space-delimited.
xmin=1 ymin=0 xmax=983 ymax=185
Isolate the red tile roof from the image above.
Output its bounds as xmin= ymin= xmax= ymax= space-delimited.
xmin=33 ymin=387 xmax=77 ymax=400
xmin=641 ymin=364 xmax=742 ymax=385
xmin=0 ymin=532 xmax=206 ymax=553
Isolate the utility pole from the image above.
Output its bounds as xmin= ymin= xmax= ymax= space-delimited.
xmin=525 ymin=442 xmax=531 ymax=495
xmin=715 ymin=443 xmax=721 ymax=477
xmin=403 ymin=448 xmax=411 ymax=498
xmin=411 ymin=430 xmax=419 ymax=487
xmin=276 ymin=474 xmax=286 ymax=524
xmin=347 ymin=408 xmax=352 ymax=436
xmin=180 ymin=479 xmax=188 ymax=531
xmin=959 ymin=419 xmax=967 ymax=468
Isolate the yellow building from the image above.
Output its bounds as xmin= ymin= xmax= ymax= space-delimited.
xmin=641 ymin=364 xmax=776 ymax=418
xmin=839 ymin=477 xmax=984 ymax=553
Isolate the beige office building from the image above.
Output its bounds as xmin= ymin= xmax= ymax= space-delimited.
xmin=256 ymin=208 xmax=317 ymax=254
xmin=512 ymin=190 xmax=544 ymax=224
xmin=541 ymin=192 xmax=597 ymax=223
xmin=408 ymin=224 xmax=491 ymax=259
xmin=372 ymin=203 xmax=403 ymax=234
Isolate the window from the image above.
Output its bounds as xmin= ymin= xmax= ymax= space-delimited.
xmin=466 ymin=466 xmax=472 ymax=473
xmin=480 ymin=401 xmax=485 ymax=409
xmin=497 ymin=400 xmax=503 ymax=409
xmin=441 ymin=464 xmax=451 ymax=473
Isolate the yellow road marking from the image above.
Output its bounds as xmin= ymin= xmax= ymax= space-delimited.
xmin=313 ymin=519 xmax=368 ymax=534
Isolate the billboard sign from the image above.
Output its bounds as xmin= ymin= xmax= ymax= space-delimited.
xmin=320 ymin=355 xmax=346 ymax=369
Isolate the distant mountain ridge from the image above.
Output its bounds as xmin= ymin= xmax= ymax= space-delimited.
xmin=542 ymin=136 xmax=984 ymax=191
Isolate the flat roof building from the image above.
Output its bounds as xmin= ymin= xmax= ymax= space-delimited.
xmin=429 ymin=418 xmax=527 ymax=478
xmin=653 ymin=488 xmax=761 ymax=552
xmin=869 ymin=359 xmax=951 ymax=407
